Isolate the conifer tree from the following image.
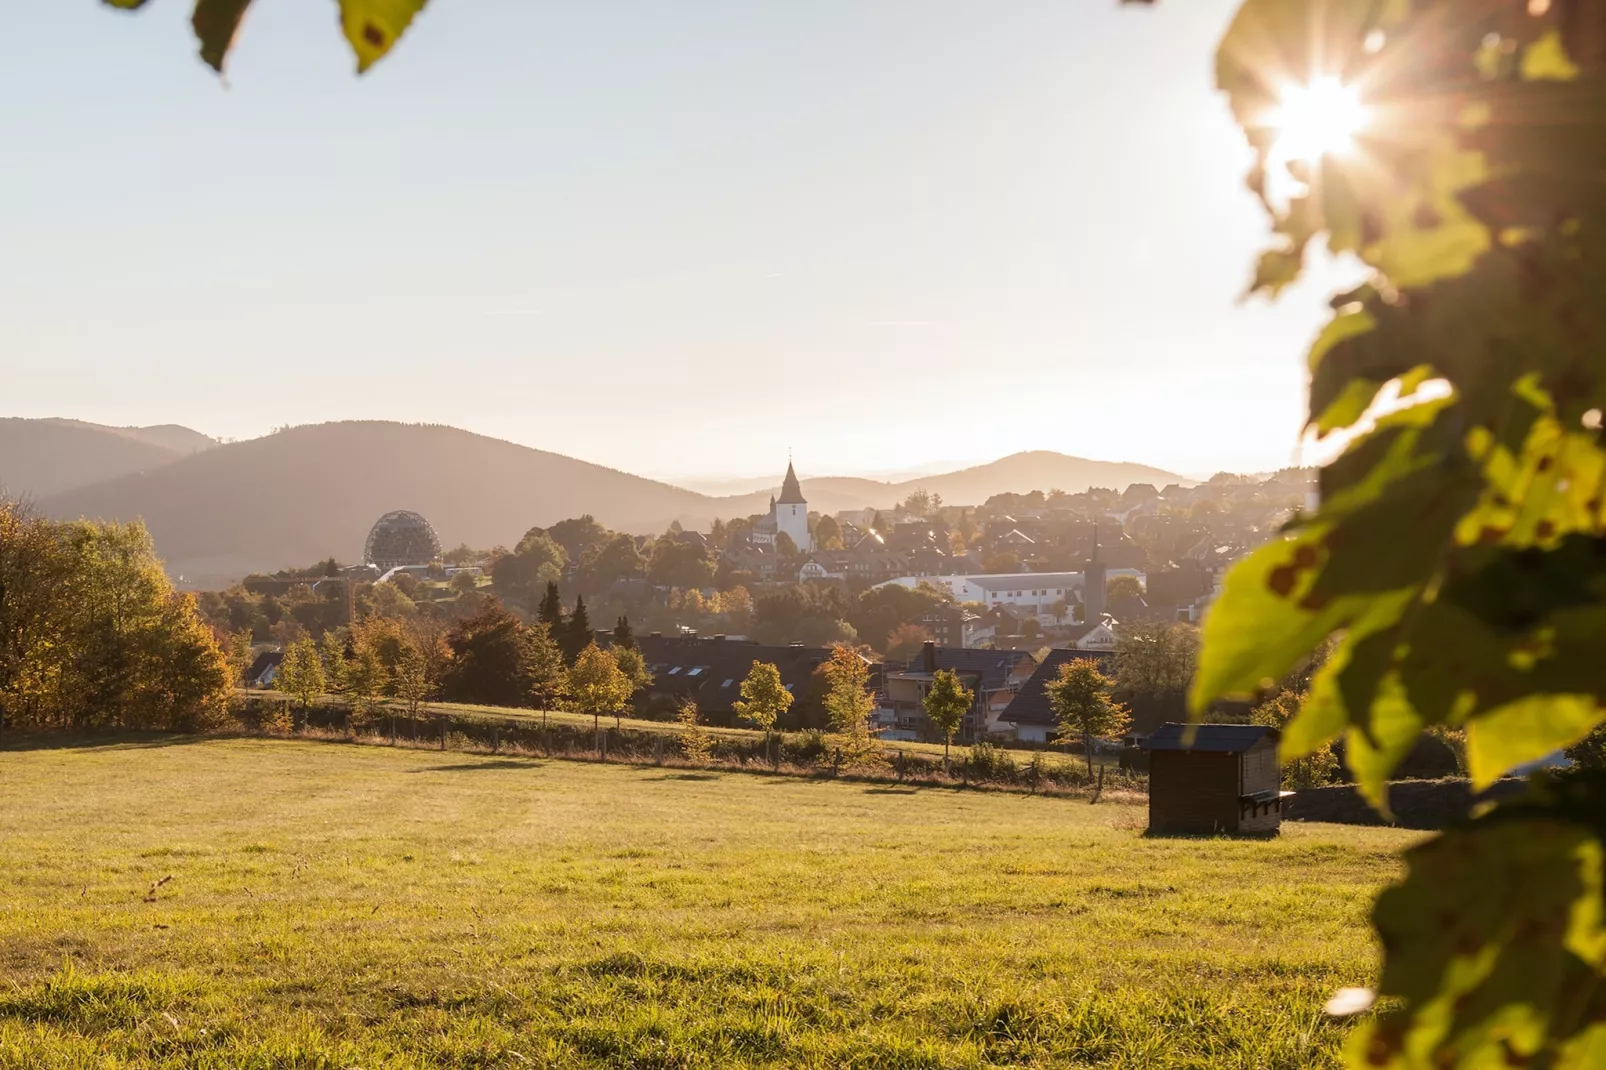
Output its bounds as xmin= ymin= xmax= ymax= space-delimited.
xmin=612 ymin=614 xmax=636 ymax=651
xmin=537 ymin=581 xmax=564 ymax=632
xmin=562 ymin=595 xmax=592 ymax=664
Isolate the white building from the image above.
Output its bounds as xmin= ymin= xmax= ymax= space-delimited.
xmin=878 ymin=571 xmax=1145 ymax=615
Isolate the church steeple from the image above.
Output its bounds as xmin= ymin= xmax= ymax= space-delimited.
xmin=777 ymin=461 xmax=806 ymax=505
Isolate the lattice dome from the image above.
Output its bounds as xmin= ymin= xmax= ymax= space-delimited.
xmin=364 ymin=510 xmax=441 ymax=570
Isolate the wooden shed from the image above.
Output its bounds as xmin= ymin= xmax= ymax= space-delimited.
xmin=1142 ymin=723 xmax=1292 ymax=835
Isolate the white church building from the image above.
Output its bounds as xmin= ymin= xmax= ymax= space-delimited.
xmin=750 ymin=461 xmax=814 ymax=554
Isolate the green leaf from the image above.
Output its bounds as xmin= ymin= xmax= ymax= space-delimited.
xmin=101 ymin=0 xmax=152 ymax=8
xmin=338 ymin=0 xmax=429 ymax=74
xmin=1349 ymin=776 xmax=1606 ymax=1068
xmin=192 ymin=0 xmax=254 ymax=74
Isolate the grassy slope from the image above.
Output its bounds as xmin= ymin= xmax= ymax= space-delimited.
xmin=0 ymin=739 xmax=1416 ymax=1069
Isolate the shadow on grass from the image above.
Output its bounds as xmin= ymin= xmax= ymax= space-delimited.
xmin=645 ymin=772 xmax=721 ymax=781
xmin=407 ymin=759 xmax=540 ymax=773
xmin=863 ymin=786 xmax=922 ymax=795
xmin=0 ymin=731 xmax=221 ymax=753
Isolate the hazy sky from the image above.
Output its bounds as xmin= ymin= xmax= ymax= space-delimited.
xmin=2 ymin=0 xmax=1355 ymax=480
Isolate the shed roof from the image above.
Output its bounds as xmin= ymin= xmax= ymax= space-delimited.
xmin=1143 ymin=722 xmax=1277 ymax=753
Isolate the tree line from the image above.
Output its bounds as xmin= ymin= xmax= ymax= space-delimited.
xmin=0 ymin=499 xmax=232 ymax=732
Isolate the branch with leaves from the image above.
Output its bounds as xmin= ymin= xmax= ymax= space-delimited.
xmin=102 ymin=0 xmax=428 ymax=75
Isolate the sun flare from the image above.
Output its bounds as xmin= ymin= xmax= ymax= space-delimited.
xmin=1268 ymin=76 xmax=1368 ymax=163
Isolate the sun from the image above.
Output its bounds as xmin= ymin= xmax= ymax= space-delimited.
xmin=1267 ymin=76 xmax=1368 ymax=163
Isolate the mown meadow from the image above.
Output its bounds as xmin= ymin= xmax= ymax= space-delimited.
xmin=0 ymin=737 xmax=1417 ymax=1068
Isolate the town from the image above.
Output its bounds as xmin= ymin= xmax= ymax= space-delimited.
xmin=207 ymin=460 xmax=1316 ymax=747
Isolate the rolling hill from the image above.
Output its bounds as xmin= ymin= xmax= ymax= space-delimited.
xmin=0 ymin=418 xmax=216 ymax=500
xmin=706 ymin=451 xmax=1186 ymax=518
xmin=37 ymin=421 xmax=1187 ymax=584
xmin=38 ymin=422 xmax=719 ymax=584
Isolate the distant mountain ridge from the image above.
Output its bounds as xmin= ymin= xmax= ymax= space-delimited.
xmin=702 ymin=451 xmax=1188 ymax=518
xmin=30 ymin=420 xmax=1187 ymax=584
xmin=0 ymin=418 xmax=217 ymax=500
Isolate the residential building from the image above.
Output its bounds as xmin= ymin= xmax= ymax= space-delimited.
xmin=877 ymin=642 xmax=1037 ymax=742
xmin=999 ymin=648 xmax=1116 ymax=742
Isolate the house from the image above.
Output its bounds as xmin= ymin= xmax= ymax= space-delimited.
xmin=1059 ymin=620 xmax=1119 ymax=651
xmin=1143 ymin=723 xmax=1290 ymax=835
xmin=998 ymin=648 xmax=1116 ymax=742
xmin=627 ymin=634 xmax=873 ymax=722
xmin=244 ymin=650 xmax=284 ymax=689
xmin=877 ymin=642 xmax=1037 ymax=743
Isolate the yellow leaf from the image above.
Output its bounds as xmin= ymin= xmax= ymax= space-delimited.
xmin=1465 ymin=694 xmax=1602 ymax=788
xmin=1523 ymin=30 xmax=1581 ymax=82
xmin=339 ymin=0 xmax=429 ymax=74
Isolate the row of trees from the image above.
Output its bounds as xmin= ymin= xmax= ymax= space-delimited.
xmin=0 ymin=500 xmax=232 ymax=733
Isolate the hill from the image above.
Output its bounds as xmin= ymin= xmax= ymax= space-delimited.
xmin=38 ymin=421 xmax=718 ymax=584
xmin=0 ymin=418 xmax=213 ymax=500
xmin=38 ymin=422 xmax=1188 ymax=583
xmin=708 ymin=451 xmax=1187 ymax=518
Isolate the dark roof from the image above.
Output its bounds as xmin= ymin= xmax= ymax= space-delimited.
xmin=1143 ymin=723 xmax=1276 ymax=753
xmin=1001 ymin=649 xmax=1115 ymax=727
xmin=777 ymin=462 xmax=807 ymax=505
xmin=893 ymin=643 xmax=1034 ymax=694
xmin=628 ymin=635 xmax=864 ymax=713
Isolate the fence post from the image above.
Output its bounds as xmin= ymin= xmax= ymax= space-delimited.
xmin=600 ymin=729 xmax=608 ymax=761
xmin=655 ymin=736 xmax=664 ymax=766
xmin=440 ymin=718 xmax=447 ymax=751
xmin=492 ymin=727 xmax=499 ymax=754
xmin=898 ymin=750 xmax=905 ymax=781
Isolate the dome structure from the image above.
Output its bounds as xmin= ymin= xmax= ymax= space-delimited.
xmin=364 ymin=510 xmax=441 ymax=570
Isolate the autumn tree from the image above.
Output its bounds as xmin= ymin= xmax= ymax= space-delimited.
xmin=883 ymin=623 xmax=933 ymax=663
xmin=392 ymin=643 xmax=432 ymax=720
xmin=1105 ymin=575 xmax=1144 ymax=602
xmin=922 ymin=668 xmax=973 ymax=766
xmin=677 ymin=696 xmax=712 ymax=763
xmin=344 ymin=645 xmax=386 ymax=723
xmin=814 ymin=514 xmax=844 ymax=551
xmin=732 ymin=661 xmax=792 ymax=734
xmin=1250 ymin=689 xmax=1336 ymax=790
xmin=440 ymin=600 xmax=530 ymax=708
xmin=275 ymin=636 xmax=326 ymax=715
xmin=566 ymin=643 xmax=633 ymax=731
xmin=1045 ymin=659 xmax=1130 ymax=778
xmin=524 ymin=620 xmax=567 ymax=726
xmin=821 ymin=644 xmax=879 ymax=767
xmin=614 ymin=645 xmax=652 ymax=700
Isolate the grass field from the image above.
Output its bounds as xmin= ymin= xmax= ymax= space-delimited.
xmin=0 ymin=738 xmax=1416 ymax=1069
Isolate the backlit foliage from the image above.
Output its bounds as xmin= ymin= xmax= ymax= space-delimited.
xmin=1190 ymin=0 xmax=1606 ymax=1064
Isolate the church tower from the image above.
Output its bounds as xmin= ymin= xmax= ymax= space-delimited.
xmin=774 ymin=461 xmax=813 ymax=553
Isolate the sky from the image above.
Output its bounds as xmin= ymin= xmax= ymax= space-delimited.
xmin=1 ymin=0 xmax=1357 ymax=481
